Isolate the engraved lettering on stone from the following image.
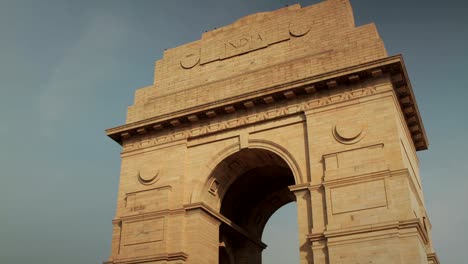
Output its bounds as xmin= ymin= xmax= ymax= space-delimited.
xmin=123 ymin=218 xmax=164 ymax=246
xmin=224 ymin=33 xmax=264 ymax=59
xmin=125 ymin=187 xmax=170 ymax=213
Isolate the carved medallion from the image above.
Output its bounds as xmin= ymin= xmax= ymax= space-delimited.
xmin=180 ymin=50 xmax=200 ymax=69
xmin=137 ymin=167 xmax=161 ymax=185
xmin=289 ymin=21 xmax=311 ymax=37
xmin=332 ymin=121 xmax=367 ymax=144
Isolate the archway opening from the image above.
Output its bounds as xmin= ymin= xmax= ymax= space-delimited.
xmin=262 ymin=203 xmax=299 ymax=264
xmin=212 ymin=148 xmax=297 ymax=264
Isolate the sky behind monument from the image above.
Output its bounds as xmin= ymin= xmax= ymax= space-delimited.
xmin=0 ymin=0 xmax=467 ymax=263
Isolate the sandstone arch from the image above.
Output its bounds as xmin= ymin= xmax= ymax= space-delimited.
xmin=105 ymin=1 xmax=439 ymax=263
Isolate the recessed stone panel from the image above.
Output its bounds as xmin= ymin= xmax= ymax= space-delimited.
xmin=120 ymin=217 xmax=166 ymax=258
xmin=123 ymin=217 xmax=164 ymax=246
xmin=324 ymin=144 xmax=386 ymax=179
xmin=331 ymin=180 xmax=387 ymax=214
xmin=125 ymin=186 xmax=171 ymax=214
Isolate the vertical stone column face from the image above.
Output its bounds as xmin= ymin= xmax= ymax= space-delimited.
xmin=290 ymin=186 xmax=314 ymax=264
xmin=303 ymin=79 xmax=432 ymax=263
xmin=105 ymin=1 xmax=439 ymax=263
xmin=184 ymin=209 xmax=221 ymax=264
xmin=307 ymin=186 xmax=328 ymax=264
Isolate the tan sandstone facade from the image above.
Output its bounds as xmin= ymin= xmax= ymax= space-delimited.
xmin=104 ymin=1 xmax=439 ymax=263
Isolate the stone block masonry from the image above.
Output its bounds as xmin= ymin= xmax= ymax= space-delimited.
xmin=104 ymin=1 xmax=438 ymax=263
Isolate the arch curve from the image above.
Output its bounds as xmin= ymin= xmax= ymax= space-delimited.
xmin=200 ymin=145 xmax=298 ymax=263
xmin=190 ymin=139 xmax=303 ymax=209
xmin=248 ymin=139 xmax=304 ymax=185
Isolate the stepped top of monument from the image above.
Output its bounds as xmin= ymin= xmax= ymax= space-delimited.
xmin=127 ymin=0 xmax=386 ymax=121
xmin=107 ymin=0 xmax=428 ymax=151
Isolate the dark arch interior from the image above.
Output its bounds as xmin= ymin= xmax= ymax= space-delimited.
xmin=216 ymin=149 xmax=296 ymax=264
xmin=221 ymin=165 xmax=295 ymax=233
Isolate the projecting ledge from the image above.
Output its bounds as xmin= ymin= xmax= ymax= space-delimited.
xmin=106 ymin=55 xmax=428 ymax=151
xmin=184 ymin=202 xmax=267 ymax=249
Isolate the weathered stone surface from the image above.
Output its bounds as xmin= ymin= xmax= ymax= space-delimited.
xmin=104 ymin=1 xmax=438 ymax=263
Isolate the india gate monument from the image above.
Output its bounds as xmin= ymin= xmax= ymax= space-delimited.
xmin=104 ymin=0 xmax=439 ymax=263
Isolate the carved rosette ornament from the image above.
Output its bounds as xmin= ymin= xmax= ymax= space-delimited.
xmin=332 ymin=121 xmax=367 ymax=144
xmin=137 ymin=167 xmax=161 ymax=185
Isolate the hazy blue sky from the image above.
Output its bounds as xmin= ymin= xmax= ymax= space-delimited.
xmin=0 ymin=0 xmax=466 ymax=263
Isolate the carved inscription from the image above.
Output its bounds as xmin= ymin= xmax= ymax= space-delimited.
xmin=123 ymin=217 xmax=164 ymax=246
xmin=227 ymin=34 xmax=263 ymax=49
xmin=224 ymin=33 xmax=264 ymax=59
xmin=199 ymin=22 xmax=290 ymax=65
xmin=179 ymin=7 xmax=319 ymax=69
xmin=125 ymin=186 xmax=171 ymax=213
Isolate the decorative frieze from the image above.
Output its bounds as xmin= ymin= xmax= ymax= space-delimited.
xmin=122 ymin=85 xmax=381 ymax=152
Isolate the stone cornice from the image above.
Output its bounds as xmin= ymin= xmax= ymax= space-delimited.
xmin=427 ymin=252 xmax=440 ymax=264
xmin=112 ymin=208 xmax=186 ymax=224
xmin=184 ymin=202 xmax=267 ymax=249
xmin=106 ymin=55 xmax=428 ymax=151
xmin=308 ymin=218 xmax=429 ymax=246
xmin=104 ymin=252 xmax=188 ymax=264
xmin=119 ymin=84 xmax=383 ymax=153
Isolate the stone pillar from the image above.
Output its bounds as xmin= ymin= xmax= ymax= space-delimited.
xmin=184 ymin=207 xmax=221 ymax=264
xmin=309 ymin=185 xmax=329 ymax=264
xmin=289 ymin=184 xmax=313 ymax=264
xmin=236 ymin=240 xmax=263 ymax=264
xmin=107 ymin=220 xmax=122 ymax=263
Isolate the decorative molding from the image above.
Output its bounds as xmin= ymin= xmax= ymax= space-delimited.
xmin=180 ymin=49 xmax=200 ymax=69
xmin=427 ymin=252 xmax=440 ymax=264
xmin=122 ymin=85 xmax=379 ymax=152
xmin=322 ymin=169 xmax=390 ymax=188
xmin=107 ymin=56 xmax=428 ymax=151
xmin=323 ymin=218 xmax=429 ymax=246
xmin=332 ymin=122 xmax=367 ymax=145
xmin=106 ymin=252 xmax=188 ymax=264
xmin=137 ymin=168 xmax=161 ymax=185
xmin=289 ymin=21 xmax=311 ymax=37
xmin=208 ymin=179 xmax=220 ymax=196
xmin=307 ymin=232 xmax=326 ymax=242
xmin=124 ymin=185 xmax=172 ymax=215
xmin=184 ymin=202 xmax=267 ymax=249
xmin=288 ymin=182 xmax=310 ymax=192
